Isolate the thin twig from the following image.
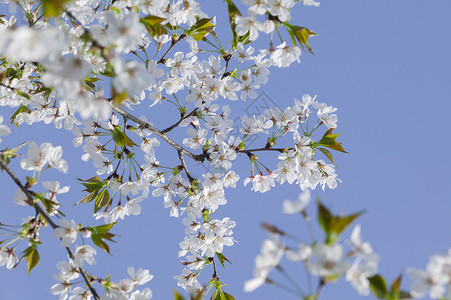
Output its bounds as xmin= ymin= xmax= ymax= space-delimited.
xmin=211 ymin=256 xmax=218 ymax=279
xmin=161 ymin=108 xmax=198 ymax=134
xmin=237 ymin=147 xmax=289 ymax=154
xmin=314 ymin=277 xmax=325 ymax=300
xmin=177 ymin=150 xmax=195 ymax=183
xmin=157 ymin=34 xmax=186 ymax=64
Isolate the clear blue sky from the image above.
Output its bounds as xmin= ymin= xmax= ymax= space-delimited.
xmin=1 ymin=1 xmax=451 ymax=299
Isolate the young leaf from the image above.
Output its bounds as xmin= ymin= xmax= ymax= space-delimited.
xmin=112 ymin=126 xmax=137 ymax=148
xmin=142 ymin=22 xmax=168 ymax=38
xmin=369 ymin=274 xmax=388 ymax=299
xmin=9 ymin=105 xmax=29 ymax=125
xmin=42 ymin=0 xmax=73 ymax=18
xmin=317 ymin=198 xmax=333 ymax=235
xmin=288 ymin=25 xmax=317 ymax=54
xmin=318 ymin=147 xmax=337 ymax=167
xmin=314 ymin=130 xmax=348 ymax=153
xmin=216 ymin=252 xmax=232 ymax=268
xmin=331 ymin=210 xmax=365 ymax=236
xmin=391 ymin=274 xmax=402 ymax=294
xmin=214 ymin=288 xmax=223 ymax=300
xmin=94 ymin=189 xmax=110 ymax=213
xmin=173 ymin=289 xmax=185 ymax=300
xmin=189 ymin=18 xmax=215 ymax=41
xmin=91 ymin=232 xmax=111 ymax=254
xmin=223 ymin=292 xmax=235 ymax=300
xmin=90 ymin=222 xmax=117 ymax=234
xmin=101 ymin=63 xmax=115 ymax=77
xmin=224 ymin=0 xmax=241 ymax=22
xmin=140 ymin=15 xmax=166 ymax=27
xmin=75 ymin=190 xmax=98 ymax=205
xmin=80 ymin=181 xmax=103 ymax=193
xmin=26 ymin=248 xmax=40 ymax=274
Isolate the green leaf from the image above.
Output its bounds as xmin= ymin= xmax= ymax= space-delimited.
xmin=22 ymin=246 xmax=40 ymax=273
xmin=88 ymin=222 xmax=117 ymax=254
xmin=173 ymin=289 xmax=185 ymax=300
xmin=84 ymin=81 xmax=97 ymax=92
xmin=216 ymin=252 xmax=232 ymax=268
xmin=287 ymin=25 xmax=317 ymax=54
xmin=94 ymin=189 xmax=110 ymax=214
xmin=81 ymin=181 xmax=103 ymax=193
xmin=214 ymin=288 xmax=223 ymax=300
xmin=91 ymin=232 xmax=111 ymax=254
xmin=390 ymin=274 xmax=402 ymax=294
xmin=369 ymin=274 xmax=388 ymax=299
xmin=77 ymin=176 xmax=101 ymax=183
xmin=224 ymin=0 xmax=241 ymax=22
xmin=76 ymin=178 xmax=105 ymax=205
xmin=9 ymin=105 xmax=29 ymax=125
xmin=331 ymin=210 xmax=365 ymax=236
xmin=189 ymin=18 xmax=215 ymax=41
xmin=41 ymin=0 xmax=73 ymax=18
xmin=318 ymin=147 xmax=336 ymax=167
xmin=317 ymin=198 xmax=333 ymax=235
xmin=101 ymin=63 xmax=115 ymax=77
xmin=191 ymin=18 xmax=214 ymax=31
xmin=140 ymin=15 xmax=166 ymax=27
xmin=90 ymin=222 xmax=117 ymax=234
xmin=76 ymin=190 xmax=98 ymax=205
xmin=26 ymin=248 xmax=39 ymax=273
xmin=0 ymin=142 xmax=27 ymax=163
xmin=314 ymin=130 xmax=348 ymax=153
xmin=40 ymin=197 xmax=59 ymax=213
xmin=223 ymin=292 xmax=235 ymax=300
xmin=142 ymin=22 xmax=168 ymax=38
xmin=112 ymin=125 xmax=137 ymax=148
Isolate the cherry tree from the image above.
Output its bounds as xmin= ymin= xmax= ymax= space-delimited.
xmin=0 ymin=0 xmax=449 ymax=299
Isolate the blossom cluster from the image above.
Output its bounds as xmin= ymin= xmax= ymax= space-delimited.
xmin=244 ymin=190 xmax=380 ymax=297
xmin=407 ymin=249 xmax=451 ymax=299
xmin=51 ymin=247 xmax=154 ymax=300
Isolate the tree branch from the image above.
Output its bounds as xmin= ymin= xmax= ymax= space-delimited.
xmin=111 ymin=104 xmax=208 ymax=163
xmin=161 ymin=108 xmax=198 ymax=134
xmin=157 ymin=34 xmax=186 ymax=64
xmin=0 ymin=158 xmax=100 ymax=300
xmin=177 ymin=150 xmax=195 ymax=183
xmin=237 ymin=147 xmax=289 ymax=154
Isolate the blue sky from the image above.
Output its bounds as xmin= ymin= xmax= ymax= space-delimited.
xmin=1 ymin=1 xmax=451 ymax=299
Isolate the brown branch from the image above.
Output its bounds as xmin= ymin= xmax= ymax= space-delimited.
xmin=161 ymin=108 xmax=198 ymax=134
xmin=177 ymin=150 xmax=195 ymax=183
xmin=314 ymin=277 xmax=325 ymax=300
xmin=237 ymin=147 xmax=290 ymax=154
xmin=157 ymin=34 xmax=186 ymax=64
xmin=111 ymin=104 xmax=207 ymax=163
xmin=0 ymin=158 xmax=100 ymax=300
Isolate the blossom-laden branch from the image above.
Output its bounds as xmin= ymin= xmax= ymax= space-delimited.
xmin=0 ymin=0 xmax=346 ymax=298
xmin=0 ymin=157 xmax=101 ymax=300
